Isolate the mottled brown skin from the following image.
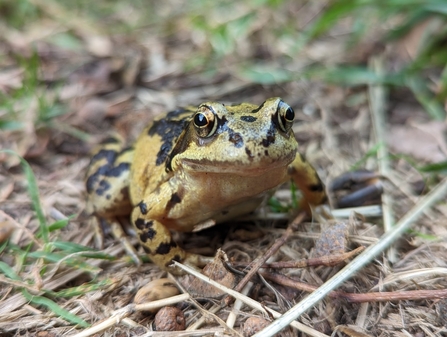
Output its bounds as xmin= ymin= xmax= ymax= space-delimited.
xmin=86 ymin=98 xmax=327 ymax=272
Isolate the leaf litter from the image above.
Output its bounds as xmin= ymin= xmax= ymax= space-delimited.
xmin=1 ymin=1 xmax=447 ymax=336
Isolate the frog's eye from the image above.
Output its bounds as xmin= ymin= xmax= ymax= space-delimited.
xmin=276 ymin=101 xmax=295 ymax=133
xmin=193 ymin=106 xmax=218 ymax=137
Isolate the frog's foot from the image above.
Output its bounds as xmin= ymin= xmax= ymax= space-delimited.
xmin=90 ymin=216 xmax=104 ymax=250
xmin=181 ymin=253 xmax=214 ymax=268
xmin=330 ymin=170 xmax=383 ymax=208
xmin=131 ymin=209 xmax=212 ymax=273
xmin=311 ymin=204 xmax=334 ymax=223
xmin=148 ymin=250 xmax=213 ymax=276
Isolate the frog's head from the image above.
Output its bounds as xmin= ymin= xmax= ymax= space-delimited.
xmin=169 ymin=97 xmax=298 ymax=176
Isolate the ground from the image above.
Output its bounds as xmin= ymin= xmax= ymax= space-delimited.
xmin=1 ymin=1 xmax=447 ymax=336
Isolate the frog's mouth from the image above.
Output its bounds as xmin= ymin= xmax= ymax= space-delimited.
xmin=180 ymin=153 xmax=295 ymax=176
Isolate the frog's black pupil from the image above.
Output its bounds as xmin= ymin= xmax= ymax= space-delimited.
xmin=194 ymin=113 xmax=208 ymax=127
xmin=285 ymin=107 xmax=295 ymax=121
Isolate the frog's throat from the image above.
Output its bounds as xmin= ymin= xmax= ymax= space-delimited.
xmin=179 ymin=153 xmax=295 ymax=176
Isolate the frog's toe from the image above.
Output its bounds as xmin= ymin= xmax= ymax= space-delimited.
xmin=182 ymin=253 xmax=214 ymax=268
xmin=110 ymin=221 xmax=142 ymax=265
xmin=89 ymin=216 xmax=104 ymax=249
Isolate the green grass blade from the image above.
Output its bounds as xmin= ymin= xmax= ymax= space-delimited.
xmin=21 ymin=289 xmax=89 ymax=327
xmin=50 ymin=241 xmax=115 ymax=260
xmin=50 ymin=241 xmax=99 ymax=253
xmin=407 ymin=76 xmax=446 ymax=120
xmin=28 ymin=251 xmax=102 ymax=273
xmin=419 ymin=161 xmax=447 ymax=173
xmin=48 ymin=217 xmax=72 ymax=232
xmin=45 ymin=278 xmax=116 ymax=298
xmin=0 ymin=261 xmax=22 ymax=281
xmin=0 ymin=150 xmax=49 ymax=242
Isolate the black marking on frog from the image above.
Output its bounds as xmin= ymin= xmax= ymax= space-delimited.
xmin=138 ymin=201 xmax=148 ymax=215
xmin=245 ymin=147 xmax=253 ymax=159
xmin=106 ymin=194 xmax=111 ymax=200
xmin=217 ymin=114 xmax=243 ymax=148
xmin=95 ymin=180 xmax=111 ymax=196
xmin=166 ymin=108 xmax=187 ymax=118
xmin=264 ymin=150 xmax=269 ymax=156
xmin=156 ymin=241 xmax=177 ymax=255
xmin=134 ymin=218 xmax=145 ymax=230
xmin=228 ymin=130 xmax=244 ymax=148
xmin=166 ymin=192 xmax=182 ymax=209
xmin=90 ymin=147 xmax=132 ymax=166
xmin=251 ymin=101 xmax=266 ymax=114
xmin=135 ymin=218 xmax=154 ymax=230
xmin=309 ymin=183 xmax=324 ymax=192
xmin=146 ymin=227 xmax=157 ymax=240
xmin=90 ymin=149 xmax=117 ymax=165
xmin=261 ymin=119 xmax=276 ymax=148
xmin=240 ymin=115 xmax=257 ymax=122
xmin=101 ymin=136 xmax=121 ymax=145
xmin=86 ymin=162 xmax=131 ymax=194
xmin=165 ymin=254 xmax=182 ymax=267
xmin=139 ymin=227 xmax=157 ymax=243
xmin=216 ymin=116 xmax=229 ymax=134
xmin=148 ymin=109 xmax=190 ymax=167
xmin=139 ymin=232 xmax=149 ymax=243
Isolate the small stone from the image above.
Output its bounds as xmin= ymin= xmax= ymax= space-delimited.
xmin=153 ymin=306 xmax=185 ymax=331
xmin=243 ymin=317 xmax=270 ymax=336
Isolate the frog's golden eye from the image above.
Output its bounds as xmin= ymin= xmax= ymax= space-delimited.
xmin=193 ymin=106 xmax=218 ymax=138
xmin=276 ymin=101 xmax=295 ymax=133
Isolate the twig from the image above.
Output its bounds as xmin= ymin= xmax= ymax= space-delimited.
xmin=262 ymin=271 xmax=447 ymax=303
xmin=226 ymin=282 xmax=253 ymax=329
xmin=186 ymin=305 xmax=221 ymax=331
xmin=253 ymin=177 xmax=447 ymax=336
xmin=140 ymin=328 xmax=227 ymax=336
xmin=234 ymin=246 xmax=364 ymax=269
xmin=173 ymin=261 xmax=330 ymax=337
xmin=173 ymin=273 xmax=241 ymax=337
xmin=331 ymin=205 xmax=382 ymax=218
xmin=225 ymin=211 xmax=306 ymax=305
xmin=72 ymin=294 xmax=191 ymax=337
xmin=369 ymin=56 xmax=396 ymax=262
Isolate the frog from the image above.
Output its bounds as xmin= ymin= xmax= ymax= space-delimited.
xmin=85 ymin=97 xmax=327 ymax=273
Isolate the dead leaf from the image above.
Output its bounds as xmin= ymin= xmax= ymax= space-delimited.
xmin=395 ymin=18 xmax=444 ymax=62
xmin=387 ymin=121 xmax=447 ymax=163
xmin=314 ymin=221 xmax=349 ymax=257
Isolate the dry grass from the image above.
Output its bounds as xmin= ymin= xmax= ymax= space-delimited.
xmin=1 ymin=1 xmax=447 ymax=336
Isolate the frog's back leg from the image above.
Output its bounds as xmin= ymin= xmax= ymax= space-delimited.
xmin=288 ymin=152 xmax=327 ymax=211
xmin=85 ymin=135 xmax=141 ymax=263
xmin=85 ymin=135 xmax=133 ymax=218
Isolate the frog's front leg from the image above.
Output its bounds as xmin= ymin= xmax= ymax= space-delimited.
xmin=131 ymin=189 xmax=211 ymax=273
xmin=131 ymin=214 xmax=196 ymax=273
xmin=288 ymin=152 xmax=328 ymax=212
